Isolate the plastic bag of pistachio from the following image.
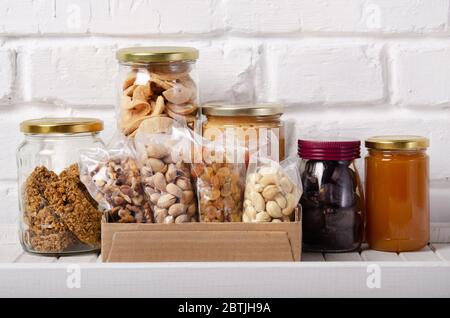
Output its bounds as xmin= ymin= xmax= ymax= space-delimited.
xmin=134 ymin=117 xmax=198 ymax=223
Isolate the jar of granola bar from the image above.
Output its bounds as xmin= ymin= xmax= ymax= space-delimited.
xmin=116 ymin=46 xmax=199 ymax=136
xmin=17 ymin=118 xmax=104 ymax=255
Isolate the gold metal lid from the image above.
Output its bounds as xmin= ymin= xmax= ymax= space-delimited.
xmin=116 ymin=46 xmax=199 ymax=63
xmin=202 ymin=103 xmax=284 ymax=117
xmin=20 ymin=118 xmax=103 ymax=134
xmin=365 ymin=135 xmax=429 ymax=150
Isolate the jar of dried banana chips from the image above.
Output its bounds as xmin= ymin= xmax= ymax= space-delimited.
xmin=116 ymin=46 xmax=199 ymax=136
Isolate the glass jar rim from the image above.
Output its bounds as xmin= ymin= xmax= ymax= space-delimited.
xmin=202 ymin=103 xmax=283 ymax=117
xmin=116 ymin=46 xmax=199 ymax=63
xmin=365 ymin=135 xmax=429 ymax=150
xmin=20 ymin=117 xmax=103 ymax=134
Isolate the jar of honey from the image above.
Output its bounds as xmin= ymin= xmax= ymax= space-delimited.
xmin=365 ymin=136 xmax=430 ymax=252
xmin=202 ymin=103 xmax=284 ymax=164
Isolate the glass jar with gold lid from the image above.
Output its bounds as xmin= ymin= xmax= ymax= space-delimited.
xmin=17 ymin=118 xmax=104 ymax=255
xmin=202 ymin=103 xmax=285 ymax=164
xmin=365 ymin=135 xmax=430 ymax=252
xmin=116 ymin=46 xmax=199 ymax=136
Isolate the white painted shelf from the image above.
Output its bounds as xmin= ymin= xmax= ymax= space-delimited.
xmin=0 ymin=224 xmax=450 ymax=297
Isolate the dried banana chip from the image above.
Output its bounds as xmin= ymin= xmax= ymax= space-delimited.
xmin=163 ymin=83 xmax=192 ymax=105
xmin=132 ymin=83 xmax=152 ymax=101
xmin=151 ymin=70 xmax=190 ymax=81
xmin=179 ymin=75 xmax=197 ymax=90
xmin=123 ymin=84 xmax=137 ymax=97
xmin=166 ymin=103 xmax=197 ymax=116
xmin=150 ymin=76 xmax=174 ymax=90
xmin=166 ymin=108 xmax=195 ymax=123
xmin=148 ymin=62 xmax=191 ymax=76
xmin=123 ymin=71 xmax=137 ymax=90
xmin=121 ymin=95 xmax=133 ymax=110
xmin=150 ymin=95 xmax=165 ymax=117
xmin=128 ymin=99 xmax=152 ymax=115
xmin=136 ymin=116 xmax=174 ymax=135
xmin=121 ymin=115 xmax=152 ymax=136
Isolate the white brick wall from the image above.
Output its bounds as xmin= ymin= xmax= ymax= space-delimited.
xmin=1 ymin=0 xmax=450 ymax=223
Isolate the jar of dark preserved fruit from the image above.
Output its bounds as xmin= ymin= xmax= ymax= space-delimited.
xmin=298 ymin=139 xmax=364 ymax=252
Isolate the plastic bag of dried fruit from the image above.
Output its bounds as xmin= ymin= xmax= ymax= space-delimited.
xmin=78 ymin=133 xmax=152 ymax=223
xmin=134 ymin=116 xmax=198 ymax=223
xmin=190 ymin=133 xmax=247 ymax=222
xmin=243 ymin=153 xmax=303 ymax=223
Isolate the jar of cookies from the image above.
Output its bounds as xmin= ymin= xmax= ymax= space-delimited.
xmin=17 ymin=118 xmax=104 ymax=255
xmin=116 ymin=46 xmax=199 ymax=136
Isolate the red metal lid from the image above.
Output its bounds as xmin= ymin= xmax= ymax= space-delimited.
xmin=298 ymin=139 xmax=361 ymax=160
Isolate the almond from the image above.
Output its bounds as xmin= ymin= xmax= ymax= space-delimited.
xmin=176 ymin=177 xmax=192 ymax=190
xmin=280 ymin=177 xmax=293 ymax=193
xmin=146 ymin=144 xmax=168 ymax=159
xmin=157 ymin=193 xmax=176 ymax=209
xmin=259 ymin=173 xmax=277 ymax=187
xmin=150 ymin=192 xmax=161 ymax=205
xmin=165 ymin=164 xmax=178 ymax=183
xmin=262 ymin=185 xmax=279 ymax=200
xmin=153 ymin=172 xmax=167 ymax=192
xmin=175 ymin=214 xmax=190 ymax=223
xmin=250 ymin=191 xmax=265 ymax=212
xmin=166 ymin=183 xmax=183 ymax=198
xmin=147 ymin=158 xmax=167 ymax=173
xmin=168 ymin=203 xmax=186 ymax=217
xmin=266 ymin=201 xmax=282 ymax=218
xmin=255 ymin=211 xmax=271 ymax=222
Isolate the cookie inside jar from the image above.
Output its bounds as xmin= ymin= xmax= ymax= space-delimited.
xmin=116 ymin=47 xmax=199 ymax=136
xmin=17 ymin=118 xmax=104 ymax=255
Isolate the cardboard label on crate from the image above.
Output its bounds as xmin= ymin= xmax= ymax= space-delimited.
xmin=102 ymin=222 xmax=301 ymax=262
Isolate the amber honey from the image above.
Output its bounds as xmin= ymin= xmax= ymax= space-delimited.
xmin=365 ymin=136 xmax=430 ymax=252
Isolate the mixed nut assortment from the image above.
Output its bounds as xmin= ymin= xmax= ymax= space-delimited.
xmin=83 ymin=156 xmax=152 ymax=223
xmin=243 ymin=167 xmax=301 ymax=223
xmin=16 ymin=47 xmax=310 ymax=259
xmin=119 ymin=65 xmax=198 ymax=136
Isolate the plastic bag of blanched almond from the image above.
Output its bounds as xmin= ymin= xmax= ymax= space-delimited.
xmin=242 ymin=137 xmax=302 ymax=223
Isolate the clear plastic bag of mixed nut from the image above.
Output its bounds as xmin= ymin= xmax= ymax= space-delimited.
xmin=191 ymin=136 xmax=247 ymax=222
xmin=134 ymin=117 xmax=198 ymax=223
xmin=243 ymin=155 xmax=303 ymax=223
xmin=79 ymin=134 xmax=152 ymax=223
